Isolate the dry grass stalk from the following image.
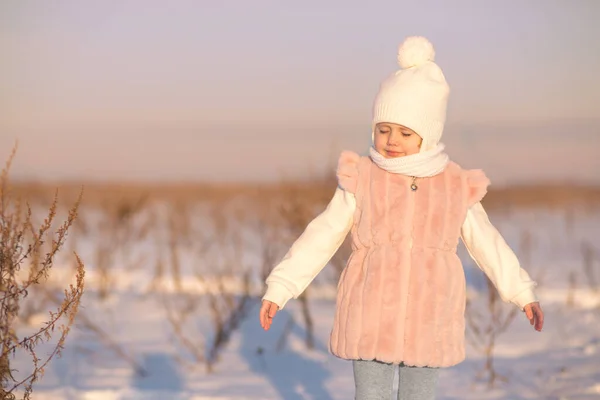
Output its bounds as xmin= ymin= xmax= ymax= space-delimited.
xmin=202 ymin=203 xmax=254 ymax=373
xmin=255 ymin=200 xmax=286 ymax=283
xmin=159 ymin=204 xmax=208 ymax=367
xmin=261 ymin=171 xmax=352 ymax=351
xmin=41 ymin=285 xmax=147 ymax=377
xmin=0 ymin=146 xmax=85 ymax=400
xmin=150 ymin=200 xmax=211 ymax=294
xmin=566 ymin=270 xmax=577 ymax=308
xmin=465 ymin=279 xmax=519 ymax=389
xmin=581 ymin=241 xmax=598 ymax=293
xmin=274 ymin=177 xmax=336 ymax=350
xmin=519 ymin=229 xmax=533 ymax=269
xmin=580 ymin=241 xmax=600 ymax=308
xmin=465 ymin=227 xmax=542 ymax=388
xmin=163 ymin=290 xmax=206 ymax=366
xmin=298 ymin=294 xmax=315 ymax=350
xmin=204 ymin=271 xmax=253 ymax=373
xmin=162 ymin=201 xmax=254 ymax=373
xmin=166 ymin=205 xmax=187 ymax=293
xmin=92 ymin=195 xmax=151 ymax=299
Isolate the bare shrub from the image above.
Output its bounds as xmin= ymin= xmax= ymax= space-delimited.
xmin=92 ymin=195 xmax=151 ymax=299
xmin=254 ymin=196 xmax=288 ymax=284
xmin=42 ymin=285 xmax=147 ymax=377
xmin=0 ymin=147 xmax=85 ymax=399
xmin=581 ymin=241 xmax=598 ymax=293
xmin=580 ymin=241 xmax=600 ymax=308
xmin=465 ymin=227 xmax=544 ymax=388
xmin=163 ymin=199 xmax=254 ymax=373
xmin=566 ymin=270 xmax=577 ymax=308
xmin=265 ymin=169 xmax=352 ymax=351
xmin=465 ymin=279 xmax=519 ymax=388
xmin=275 ymin=179 xmax=334 ymax=350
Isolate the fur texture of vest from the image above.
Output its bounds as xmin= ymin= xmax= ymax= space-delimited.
xmin=329 ymin=151 xmax=489 ymax=367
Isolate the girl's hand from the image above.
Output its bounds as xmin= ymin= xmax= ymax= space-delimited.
xmin=523 ymin=301 xmax=544 ymax=332
xmin=260 ymin=300 xmax=279 ymax=331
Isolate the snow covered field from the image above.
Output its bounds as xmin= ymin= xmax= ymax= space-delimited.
xmin=9 ymin=195 xmax=600 ymax=400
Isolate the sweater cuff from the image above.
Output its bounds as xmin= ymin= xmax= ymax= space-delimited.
xmin=510 ymin=286 xmax=538 ymax=310
xmin=262 ymin=282 xmax=295 ymax=310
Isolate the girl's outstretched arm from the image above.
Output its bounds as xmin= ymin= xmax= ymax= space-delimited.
xmin=460 ymin=202 xmax=538 ymax=310
xmin=262 ymin=186 xmax=355 ymax=310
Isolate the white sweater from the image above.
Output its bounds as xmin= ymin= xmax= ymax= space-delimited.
xmin=263 ymin=187 xmax=538 ymax=311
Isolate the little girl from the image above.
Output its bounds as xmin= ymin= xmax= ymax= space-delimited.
xmin=259 ymin=36 xmax=544 ymax=400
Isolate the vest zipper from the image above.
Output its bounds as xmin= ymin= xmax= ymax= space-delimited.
xmin=409 ymin=178 xmax=416 ymax=249
xmin=401 ymin=171 xmax=417 ymax=354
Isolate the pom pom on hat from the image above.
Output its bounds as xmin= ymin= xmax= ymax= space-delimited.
xmin=397 ymin=36 xmax=435 ymax=69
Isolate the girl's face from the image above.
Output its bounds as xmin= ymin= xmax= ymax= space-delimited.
xmin=374 ymin=122 xmax=422 ymax=158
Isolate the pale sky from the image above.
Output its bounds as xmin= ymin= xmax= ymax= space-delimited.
xmin=1 ymin=0 xmax=599 ymax=185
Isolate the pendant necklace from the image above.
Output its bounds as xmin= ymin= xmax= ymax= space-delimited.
xmin=410 ymin=176 xmax=418 ymax=191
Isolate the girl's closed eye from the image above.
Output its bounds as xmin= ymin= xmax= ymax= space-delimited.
xmin=402 ymin=132 xmax=412 ymax=137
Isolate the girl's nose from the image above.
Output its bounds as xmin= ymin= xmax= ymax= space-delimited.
xmin=388 ymin=132 xmax=400 ymax=144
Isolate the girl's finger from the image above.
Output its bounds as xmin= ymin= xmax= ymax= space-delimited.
xmin=259 ymin=311 xmax=264 ymax=330
xmin=524 ymin=306 xmax=533 ymax=323
xmin=267 ymin=305 xmax=276 ymax=329
xmin=534 ymin=306 xmax=544 ymax=331
xmin=259 ymin=302 xmax=268 ymax=330
xmin=269 ymin=304 xmax=278 ymax=318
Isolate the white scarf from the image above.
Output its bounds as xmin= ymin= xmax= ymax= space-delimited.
xmin=369 ymin=143 xmax=449 ymax=177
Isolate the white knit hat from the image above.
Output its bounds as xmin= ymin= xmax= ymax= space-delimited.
xmin=372 ymin=36 xmax=450 ymax=151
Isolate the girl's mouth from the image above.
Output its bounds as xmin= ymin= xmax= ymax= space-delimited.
xmin=385 ymin=150 xmax=404 ymax=157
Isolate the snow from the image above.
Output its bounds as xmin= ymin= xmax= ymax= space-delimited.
xmin=8 ymin=202 xmax=600 ymax=399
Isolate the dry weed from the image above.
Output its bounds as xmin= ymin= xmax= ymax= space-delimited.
xmin=162 ymin=200 xmax=254 ymax=373
xmin=0 ymin=146 xmax=85 ymax=399
xmin=465 ymin=279 xmax=519 ymax=389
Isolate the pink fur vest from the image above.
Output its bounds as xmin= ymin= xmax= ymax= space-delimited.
xmin=329 ymin=151 xmax=490 ymax=368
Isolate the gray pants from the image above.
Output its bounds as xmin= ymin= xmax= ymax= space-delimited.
xmin=353 ymin=359 xmax=439 ymax=400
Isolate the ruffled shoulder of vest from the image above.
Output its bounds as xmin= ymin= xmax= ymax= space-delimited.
xmin=464 ymin=168 xmax=491 ymax=206
xmin=336 ymin=151 xmax=361 ymax=194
